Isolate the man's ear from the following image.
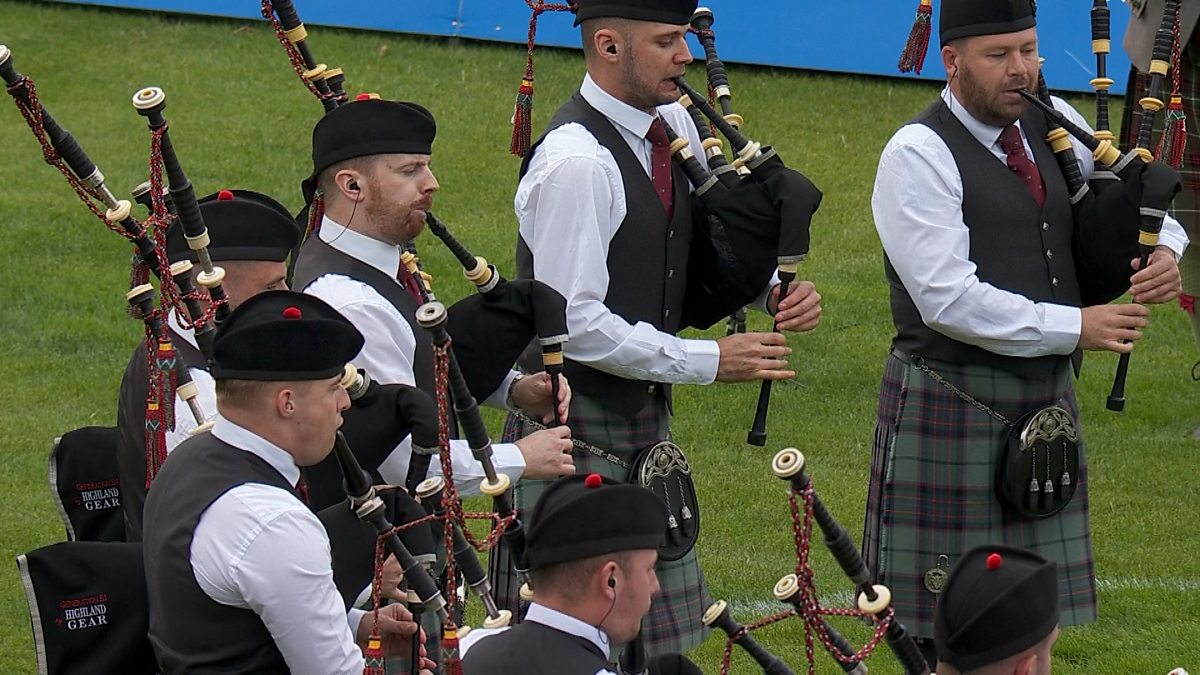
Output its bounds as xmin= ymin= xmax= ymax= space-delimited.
xmin=335 ymin=170 xmax=363 ymax=201
xmin=277 ymin=387 xmax=296 ymax=417
xmin=594 ymin=28 xmax=620 ymax=61
xmin=1013 ymin=652 xmax=1038 ymax=675
xmin=942 ymin=45 xmax=959 ymax=80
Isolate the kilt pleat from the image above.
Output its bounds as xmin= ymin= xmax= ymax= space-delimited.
xmin=488 ymin=392 xmax=711 ymax=656
xmin=861 ymin=352 xmax=1097 ymax=638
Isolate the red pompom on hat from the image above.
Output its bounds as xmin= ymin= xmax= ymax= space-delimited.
xmin=211 ymin=290 xmax=364 ymax=382
xmin=934 ymin=545 xmax=1059 ymax=673
xmin=217 ymin=189 xmax=235 ymax=201
xmin=584 ymin=473 xmax=603 ymax=488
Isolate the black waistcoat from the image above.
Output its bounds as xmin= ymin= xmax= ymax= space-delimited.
xmin=116 ymin=329 xmax=208 ymax=542
xmin=462 ymin=619 xmax=608 ymax=675
xmin=142 ymin=432 xmax=302 ymax=674
xmin=515 ymin=92 xmax=693 ymax=419
xmin=293 ymin=234 xmax=436 ymax=399
xmin=884 ymin=98 xmax=1082 ymax=380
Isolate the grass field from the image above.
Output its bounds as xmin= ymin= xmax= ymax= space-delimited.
xmin=2 ymin=1 xmax=1198 ymax=673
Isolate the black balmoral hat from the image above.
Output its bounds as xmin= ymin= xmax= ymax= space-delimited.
xmin=940 ymin=0 xmax=1036 ymax=45
xmin=573 ymin=0 xmax=698 ymax=27
xmin=934 ymin=544 xmax=1059 ymax=672
xmin=211 ymin=290 xmax=364 ymax=382
xmin=166 ymin=189 xmax=300 ymax=263
xmin=307 ymin=98 xmax=436 ymax=191
xmin=525 ymin=473 xmax=668 ymax=569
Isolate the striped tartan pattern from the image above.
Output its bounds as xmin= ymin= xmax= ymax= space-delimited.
xmin=489 ymin=391 xmax=712 ymax=657
xmin=861 ymin=352 xmax=1097 ymax=639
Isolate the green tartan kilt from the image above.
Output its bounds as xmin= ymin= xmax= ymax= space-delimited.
xmin=488 ymin=391 xmax=712 ymax=657
xmin=861 ymin=351 xmax=1098 ymax=639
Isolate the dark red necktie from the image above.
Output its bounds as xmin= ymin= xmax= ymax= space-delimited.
xmin=295 ymin=473 xmax=310 ymax=507
xmin=645 ymin=117 xmax=675 ymax=218
xmin=997 ymin=124 xmax=1045 ymax=209
xmin=395 ymin=258 xmax=425 ymax=305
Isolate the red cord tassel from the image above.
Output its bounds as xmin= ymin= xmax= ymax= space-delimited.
xmin=1159 ymin=96 xmax=1187 ymax=169
xmin=441 ymin=626 xmax=463 ymax=675
xmin=306 ymin=192 xmax=324 ymax=240
xmin=155 ymin=339 xmax=178 ymax=432
xmin=144 ymin=337 xmax=177 ymax=488
xmin=510 ymin=77 xmax=534 ymax=157
xmin=898 ymin=0 xmax=933 ymax=75
xmin=362 ymin=634 xmax=385 ymax=675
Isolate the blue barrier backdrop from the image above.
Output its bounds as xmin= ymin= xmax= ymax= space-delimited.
xmin=53 ymin=0 xmax=1135 ymax=95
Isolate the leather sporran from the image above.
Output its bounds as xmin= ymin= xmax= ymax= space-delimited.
xmin=997 ymin=405 xmax=1080 ymax=519
xmin=630 ymin=440 xmax=699 ymax=561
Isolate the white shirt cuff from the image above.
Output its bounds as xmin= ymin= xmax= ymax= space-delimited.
xmin=491 ymin=442 xmax=527 ymax=482
xmin=683 ymin=339 xmax=721 ymax=384
xmin=1157 ymin=221 xmax=1189 ymax=261
xmin=1043 ymin=303 xmax=1083 ymax=355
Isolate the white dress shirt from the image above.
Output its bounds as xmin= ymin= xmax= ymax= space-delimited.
xmin=458 ymin=602 xmax=616 ymax=675
xmin=516 ymin=74 xmax=737 ymax=386
xmin=872 ymin=89 xmax=1188 ymax=357
xmin=163 ymin=312 xmax=216 ymax=453
xmin=303 ymin=218 xmax=526 ymax=494
xmin=190 ymin=415 xmax=366 ymax=675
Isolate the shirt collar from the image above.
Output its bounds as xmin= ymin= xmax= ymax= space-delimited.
xmin=524 ymin=602 xmax=611 ymax=660
xmin=211 ymin=414 xmax=301 ymax=486
xmin=944 ymin=87 xmax=1025 ymax=151
xmin=319 ymin=214 xmax=402 ymax=279
xmin=580 ymin=73 xmax=657 ymax=140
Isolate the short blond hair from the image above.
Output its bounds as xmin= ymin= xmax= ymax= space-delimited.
xmin=214 ymin=378 xmax=282 ymax=410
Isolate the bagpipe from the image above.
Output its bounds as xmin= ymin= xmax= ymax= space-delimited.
xmin=426 ymin=212 xmax=569 ymax=425
xmin=1019 ymin=0 xmax=1183 ymax=412
xmin=415 ymin=299 xmax=533 ymax=601
xmin=706 ymin=449 xmax=929 ymax=675
xmin=2 ymin=46 xmax=218 ymax=484
xmin=132 ymin=86 xmax=233 ymax=327
xmin=330 ymin=430 xmax=455 ymax=673
xmin=253 ymin=9 xmax=571 ymax=668
xmin=671 ymin=11 xmax=823 ymax=447
xmin=260 ymin=0 xmax=347 ymax=111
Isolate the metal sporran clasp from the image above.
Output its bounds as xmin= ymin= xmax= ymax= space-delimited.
xmin=631 ymin=440 xmax=699 ymax=561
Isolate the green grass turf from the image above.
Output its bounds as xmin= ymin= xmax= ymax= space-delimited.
xmin=2 ymin=1 xmax=1198 ymax=672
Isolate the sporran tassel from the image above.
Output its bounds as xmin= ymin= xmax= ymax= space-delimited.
xmin=898 ymin=0 xmax=933 ymax=75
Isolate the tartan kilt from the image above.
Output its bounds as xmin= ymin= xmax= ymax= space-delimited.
xmin=861 ymin=351 xmax=1097 ymax=639
xmin=487 ymin=391 xmax=712 ymax=657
